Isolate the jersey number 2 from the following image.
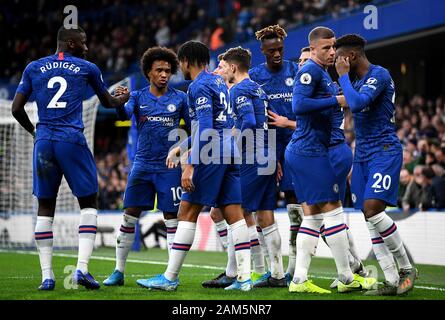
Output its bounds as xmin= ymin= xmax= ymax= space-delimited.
xmin=47 ymin=76 xmax=67 ymax=109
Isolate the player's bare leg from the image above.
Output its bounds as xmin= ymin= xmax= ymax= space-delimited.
xmin=220 ymin=204 xmax=252 ymax=291
xmin=35 ymin=198 xmax=57 ymax=290
xmin=254 ymin=210 xmax=286 ymax=287
xmin=363 ymin=199 xmax=417 ymax=296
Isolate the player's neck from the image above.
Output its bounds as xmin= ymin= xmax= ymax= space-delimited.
xmin=356 ymin=58 xmax=371 ymax=79
xmin=233 ymin=72 xmax=249 ymax=85
xmin=311 ymin=56 xmax=329 ymax=70
xmin=190 ymin=66 xmax=206 ymax=81
xmin=56 ymin=46 xmax=72 ymax=56
xmin=266 ymin=62 xmax=282 ymax=73
xmin=149 ymin=85 xmax=167 ymax=97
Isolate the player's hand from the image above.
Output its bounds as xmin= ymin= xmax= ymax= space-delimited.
xmin=276 ymin=161 xmax=283 ymax=182
xmin=268 ymin=110 xmax=290 ymax=128
xmin=336 ymin=95 xmax=348 ymax=108
xmin=335 ymin=56 xmax=350 ymax=76
xmin=181 ymin=164 xmax=195 ymax=192
xmin=166 ymin=146 xmax=181 ymax=168
xmin=114 ymin=86 xmax=129 ymax=97
xmin=333 ymin=81 xmax=343 ymax=95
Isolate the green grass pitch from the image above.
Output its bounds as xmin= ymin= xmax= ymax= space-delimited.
xmin=1 ymin=247 xmax=444 ymax=300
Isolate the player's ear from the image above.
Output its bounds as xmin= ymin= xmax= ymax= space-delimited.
xmin=350 ymin=50 xmax=357 ymax=61
xmin=67 ymin=39 xmax=75 ymax=50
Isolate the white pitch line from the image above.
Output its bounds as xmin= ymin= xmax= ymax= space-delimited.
xmin=2 ymin=249 xmax=445 ymax=292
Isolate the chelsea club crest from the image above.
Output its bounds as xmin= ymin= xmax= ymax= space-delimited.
xmin=167 ymin=104 xmax=177 ymax=112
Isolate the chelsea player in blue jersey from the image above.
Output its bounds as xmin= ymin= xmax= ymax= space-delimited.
xmin=286 ymin=27 xmax=359 ymax=294
xmin=335 ymin=34 xmax=417 ymax=296
xmin=103 ymin=47 xmax=190 ymax=287
xmin=249 ymin=25 xmax=303 ymax=283
xmin=137 ymin=41 xmax=252 ymax=292
xmin=11 ymin=26 xmax=130 ymax=290
xmin=270 ymin=46 xmax=376 ymax=290
xmin=224 ymin=47 xmax=286 ymax=287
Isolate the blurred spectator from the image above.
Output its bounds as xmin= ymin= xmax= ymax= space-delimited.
xmin=1 ymin=0 xmax=378 ymax=83
xmin=398 ymin=168 xmax=412 ymax=208
xmin=431 ymin=164 xmax=445 ymax=209
xmin=402 ymin=166 xmax=435 ymax=212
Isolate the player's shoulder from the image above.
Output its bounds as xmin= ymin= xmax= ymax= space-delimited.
xmin=297 ymin=59 xmax=320 ymax=74
xmin=248 ymin=63 xmax=267 ymax=79
xmin=130 ymin=86 xmax=148 ymax=100
xmin=169 ymin=87 xmax=188 ymax=101
xmin=362 ymin=64 xmax=392 ymax=89
xmin=283 ymin=60 xmax=299 ymax=74
xmin=242 ymin=78 xmax=262 ymax=95
xmin=369 ymin=64 xmax=391 ymax=80
xmin=27 ymin=55 xmax=55 ymax=69
xmin=295 ymin=60 xmax=321 ymax=84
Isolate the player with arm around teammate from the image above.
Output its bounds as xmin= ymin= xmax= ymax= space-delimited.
xmin=11 ymin=26 xmax=130 ymax=290
xmin=285 ymin=27 xmax=359 ymax=294
xmin=272 ymin=44 xmax=377 ymax=290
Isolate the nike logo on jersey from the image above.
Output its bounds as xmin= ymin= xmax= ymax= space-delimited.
xmin=174 ymin=203 xmax=180 ymax=206
xmin=374 ymin=189 xmax=385 ymax=193
xmin=140 ymin=105 xmax=149 ymax=109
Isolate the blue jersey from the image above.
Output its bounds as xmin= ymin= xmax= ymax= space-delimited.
xmin=119 ymin=86 xmax=189 ymax=172
xmin=230 ymin=78 xmax=269 ymax=158
xmin=126 ymin=115 xmax=138 ymax=164
xmin=287 ymin=59 xmax=339 ymax=156
xmin=339 ymin=64 xmax=401 ymax=162
xmin=249 ymin=60 xmax=298 ymax=143
xmin=330 ymin=82 xmax=346 ymax=147
xmin=16 ymin=52 xmax=108 ymax=145
xmin=187 ymin=70 xmax=233 ymax=163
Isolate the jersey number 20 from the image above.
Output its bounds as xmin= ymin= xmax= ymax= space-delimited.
xmin=47 ymin=76 xmax=67 ymax=109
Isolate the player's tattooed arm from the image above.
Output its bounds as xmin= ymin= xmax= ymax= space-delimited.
xmin=267 ymin=110 xmax=296 ymax=130
xmin=11 ymin=92 xmax=35 ymax=137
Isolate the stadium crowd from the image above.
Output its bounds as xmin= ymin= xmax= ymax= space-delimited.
xmin=2 ymin=0 xmax=442 ymax=212
xmin=342 ymin=93 xmax=445 ymax=211
xmin=2 ymin=0 xmax=377 ymax=84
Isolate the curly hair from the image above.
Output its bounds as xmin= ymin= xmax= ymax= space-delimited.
xmin=255 ymin=24 xmax=287 ymax=41
xmin=140 ymin=47 xmax=179 ymax=77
